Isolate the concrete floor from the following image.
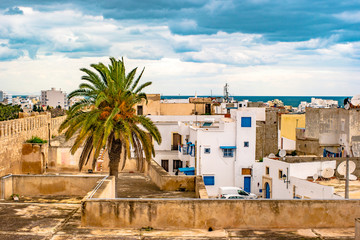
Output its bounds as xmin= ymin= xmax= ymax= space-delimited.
xmin=117 ymin=173 xmax=196 ymax=198
xmin=0 ymin=202 xmax=355 ymax=240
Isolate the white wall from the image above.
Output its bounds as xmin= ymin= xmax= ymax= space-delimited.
xmin=290 ymin=161 xmax=336 ymax=179
xmin=281 ymin=137 xmax=296 ymax=150
xmin=263 ymin=158 xmax=337 ymax=199
xmin=290 ymin=177 xmax=336 ymax=199
xmin=191 ymin=121 xmax=237 ymax=197
xmin=234 ymin=109 xmax=257 ymax=192
xmin=252 ymin=162 xmax=264 ymax=195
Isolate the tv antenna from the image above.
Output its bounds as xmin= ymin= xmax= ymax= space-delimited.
xmin=337 ymin=161 xmax=356 ymax=176
xmin=321 ymin=168 xmax=334 ymax=179
xmin=279 ymin=149 xmax=286 ymax=158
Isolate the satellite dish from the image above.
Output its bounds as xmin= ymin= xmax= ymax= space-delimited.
xmin=279 ymin=149 xmax=286 ymax=158
xmin=337 ymin=161 xmax=356 ymax=176
xmin=268 ymin=153 xmax=276 ymax=158
xmin=321 ymin=168 xmax=334 ymax=178
xmin=349 ymin=174 xmax=358 ymax=181
xmin=313 ymin=173 xmax=318 ymax=181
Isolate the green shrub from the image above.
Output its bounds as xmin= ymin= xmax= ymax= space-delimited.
xmin=26 ymin=136 xmax=48 ymax=144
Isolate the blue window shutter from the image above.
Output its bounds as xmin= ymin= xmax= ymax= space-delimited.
xmin=241 ymin=117 xmax=252 ymax=127
xmin=203 ymin=176 xmax=215 ymax=185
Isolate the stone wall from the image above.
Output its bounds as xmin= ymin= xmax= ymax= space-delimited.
xmin=145 ymin=159 xmax=195 ymax=191
xmin=255 ymin=108 xmax=280 ymax=160
xmin=81 ymin=198 xmax=360 ymax=229
xmin=0 ymin=114 xmax=66 ymax=177
xmin=195 ymin=176 xmax=208 ymax=199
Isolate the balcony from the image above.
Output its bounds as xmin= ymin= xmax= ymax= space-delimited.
xmin=177 ymin=144 xmax=195 ymax=162
xmin=171 ymin=145 xmax=179 ymax=151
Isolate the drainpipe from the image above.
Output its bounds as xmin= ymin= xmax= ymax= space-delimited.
xmin=195 ymin=140 xmax=198 ymax=175
xmin=234 ymin=113 xmax=237 ymax=187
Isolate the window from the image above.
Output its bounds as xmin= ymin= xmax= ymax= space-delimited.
xmin=266 ymin=166 xmax=270 ymax=175
xmin=244 ymin=141 xmax=249 ymax=147
xmin=223 ymin=149 xmax=234 ymax=157
xmin=161 ymin=160 xmax=169 ymax=172
xmin=173 ymin=160 xmax=183 ymax=172
xmin=203 ymin=175 xmax=215 ymax=185
xmin=137 ymin=105 xmax=143 ymax=115
xmin=204 ymin=148 xmax=211 ymax=154
xmin=241 ymin=117 xmax=252 ymax=127
xmin=238 ymin=190 xmax=249 ymax=196
xmin=279 ymin=170 xmax=283 ymax=179
xmin=172 ymin=133 xmax=182 ymax=151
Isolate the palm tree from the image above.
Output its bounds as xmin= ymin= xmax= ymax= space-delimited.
xmin=59 ymin=57 xmax=161 ymax=180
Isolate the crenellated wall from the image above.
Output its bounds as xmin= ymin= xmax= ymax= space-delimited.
xmin=0 ymin=114 xmax=66 ymax=177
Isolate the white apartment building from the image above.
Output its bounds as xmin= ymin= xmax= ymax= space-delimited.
xmin=150 ymin=108 xmax=260 ymax=197
xmin=41 ymin=88 xmax=68 ymax=109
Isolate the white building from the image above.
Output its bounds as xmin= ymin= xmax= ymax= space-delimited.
xmin=297 ymin=98 xmax=338 ymax=112
xmin=149 ymin=108 xmax=260 ymax=197
xmin=187 ymin=109 xmax=258 ymax=197
xmin=262 ymin=157 xmax=339 ymax=199
xmin=41 ymin=88 xmax=68 ymax=109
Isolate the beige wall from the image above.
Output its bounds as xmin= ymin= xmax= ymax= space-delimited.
xmin=82 ymin=199 xmax=360 ymax=229
xmin=0 ymin=114 xmax=66 ymax=177
xmin=1 ymin=175 xmax=102 ymax=199
xmin=85 ymin=176 xmax=116 ymax=199
xmin=21 ymin=143 xmax=48 ymax=174
xmin=160 ymin=103 xmax=195 ymax=115
xmin=145 ymin=159 xmax=195 ymax=191
xmin=195 ymin=176 xmax=208 ymax=199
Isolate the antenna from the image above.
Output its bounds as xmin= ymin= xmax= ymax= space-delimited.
xmin=321 ymin=168 xmax=335 ymax=179
xmin=313 ymin=173 xmax=318 ymax=182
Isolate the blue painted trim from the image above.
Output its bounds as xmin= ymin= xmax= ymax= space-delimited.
xmin=220 ymin=146 xmax=236 ymax=149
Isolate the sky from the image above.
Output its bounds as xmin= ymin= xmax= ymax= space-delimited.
xmin=0 ymin=0 xmax=360 ymax=96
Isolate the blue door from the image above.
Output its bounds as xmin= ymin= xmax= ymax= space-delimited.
xmin=265 ymin=182 xmax=270 ymax=199
xmin=244 ymin=176 xmax=251 ymax=193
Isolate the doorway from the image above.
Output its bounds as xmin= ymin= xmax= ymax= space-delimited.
xmin=265 ymin=182 xmax=271 ymax=199
xmin=244 ymin=176 xmax=251 ymax=193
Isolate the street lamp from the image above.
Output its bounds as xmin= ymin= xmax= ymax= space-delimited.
xmin=282 ymin=168 xmax=290 ymax=189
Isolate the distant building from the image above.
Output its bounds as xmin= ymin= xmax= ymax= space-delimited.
xmin=297 ymin=98 xmax=338 ymax=113
xmin=0 ymin=91 xmax=12 ymax=104
xmin=296 ymin=108 xmax=360 ymax=157
xmin=280 ymin=114 xmax=306 ymax=150
xmin=41 ymin=88 xmax=67 ymax=109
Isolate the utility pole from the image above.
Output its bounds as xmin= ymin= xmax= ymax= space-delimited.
xmin=345 ymin=155 xmax=349 ymax=199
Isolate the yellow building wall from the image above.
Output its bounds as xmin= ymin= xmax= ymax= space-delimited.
xmin=281 ymin=114 xmax=305 ymax=141
xmin=160 ymin=103 xmax=203 ymax=115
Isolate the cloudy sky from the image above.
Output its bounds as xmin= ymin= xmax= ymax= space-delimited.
xmin=0 ymin=0 xmax=359 ymax=96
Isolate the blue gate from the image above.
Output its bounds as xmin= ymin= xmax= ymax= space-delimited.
xmin=244 ymin=176 xmax=251 ymax=193
xmin=265 ymin=182 xmax=270 ymax=199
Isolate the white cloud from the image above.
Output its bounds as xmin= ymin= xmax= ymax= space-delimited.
xmin=334 ymin=11 xmax=360 ymax=23
xmin=0 ymin=5 xmax=359 ymax=96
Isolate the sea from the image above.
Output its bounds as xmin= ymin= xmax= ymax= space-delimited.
xmin=161 ymin=96 xmax=351 ymax=108
xmin=13 ymin=95 xmax=350 ymax=108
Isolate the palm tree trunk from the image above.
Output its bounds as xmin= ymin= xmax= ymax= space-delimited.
xmin=108 ymin=138 xmax=122 ymax=198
